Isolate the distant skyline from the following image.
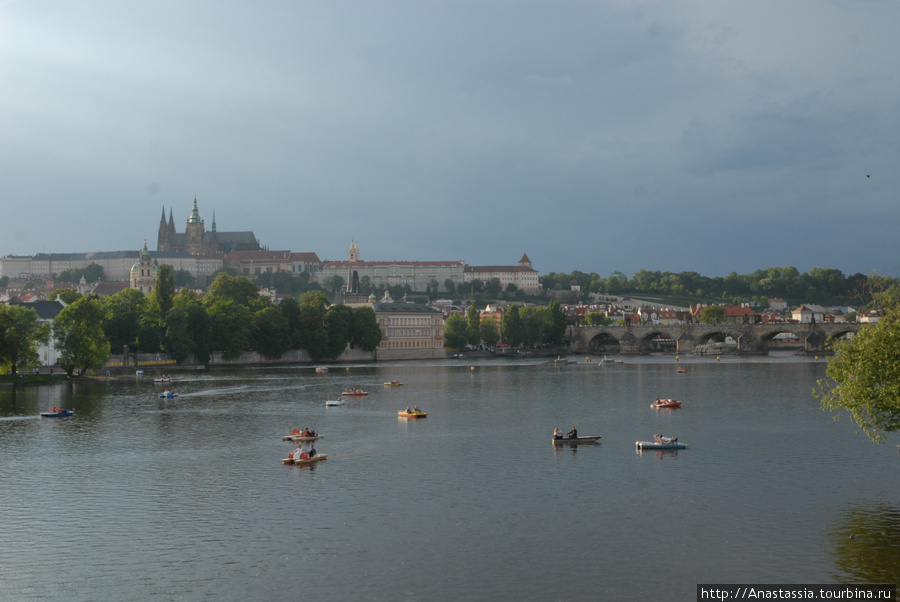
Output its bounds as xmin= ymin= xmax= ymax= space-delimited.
xmin=2 ymin=1 xmax=898 ymax=279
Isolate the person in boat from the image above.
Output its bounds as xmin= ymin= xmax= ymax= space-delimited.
xmin=565 ymin=426 xmax=578 ymax=440
xmin=413 ymin=405 xmax=420 ymax=413
xmin=308 ymin=445 xmax=317 ymax=458
xmin=405 ymin=406 xmax=412 ymax=413
xmin=553 ymin=428 xmax=563 ymax=440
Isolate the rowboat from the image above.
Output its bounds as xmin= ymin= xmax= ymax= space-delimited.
xmin=40 ymin=410 xmax=74 ymax=418
xmin=636 ymin=440 xmax=687 ymax=450
xmin=341 ymin=389 xmax=368 ymax=396
xmin=282 ymin=455 xmax=327 ymax=465
xmin=651 ymin=399 xmax=682 ymax=409
xmin=281 ymin=430 xmax=323 ymax=442
xmin=383 ymin=381 xmax=404 ymax=387
xmin=552 ymin=435 xmax=601 ymax=444
xmin=398 ymin=410 xmax=427 ymax=418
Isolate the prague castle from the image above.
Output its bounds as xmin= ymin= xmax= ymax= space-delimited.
xmin=157 ymin=195 xmax=260 ymax=255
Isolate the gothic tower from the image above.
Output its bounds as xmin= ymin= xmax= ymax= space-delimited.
xmin=157 ymin=207 xmax=170 ymax=251
xmin=184 ymin=194 xmax=206 ymax=254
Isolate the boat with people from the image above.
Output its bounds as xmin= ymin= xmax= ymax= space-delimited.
xmin=651 ymin=398 xmax=682 ymax=409
xmin=383 ymin=380 xmax=404 ymax=387
xmin=40 ymin=408 xmax=74 ymax=418
xmin=677 ymin=366 xmax=688 ymax=373
xmin=398 ymin=407 xmax=426 ymax=418
xmin=325 ymin=397 xmax=344 ymax=406
xmin=552 ymin=435 xmax=601 ymax=445
xmin=159 ymin=391 xmax=178 ymax=399
xmin=341 ymin=388 xmax=368 ymax=396
xmin=281 ymin=428 xmax=323 ymax=442
xmin=636 ymin=435 xmax=687 ymax=450
xmin=283 ymin=454 xmax=327 ymax=466
xmin=154 ymin=376 xmax=172 ymax=383
xmin=315 ymin=366 xmax=328 ymax=373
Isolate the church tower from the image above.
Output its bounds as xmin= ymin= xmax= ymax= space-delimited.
xmin=184 ymin=194 xmax=206 ymax=254
xmin=130 ymin=240 xmax=158 ymax=294
xmin=349 ymin=240 xmax=360 ymax=263
xmin=157 ymin=207 xmax=170 ymax=251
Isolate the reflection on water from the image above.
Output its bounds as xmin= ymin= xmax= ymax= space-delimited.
xmin=829 ymin=502 xmax=900 ymax=586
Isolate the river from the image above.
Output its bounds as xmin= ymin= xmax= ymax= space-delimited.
xmin=1 ymin=355 xmax=897 ymax=601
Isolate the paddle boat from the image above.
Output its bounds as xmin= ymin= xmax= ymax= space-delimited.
xmin=383 ymin=380 xmax=404 ymax=387
xmin=341 ymin=388 xmax=368 ymax=396
xmin=677 ymin=366 xmax=688 ymax=373
xmin=159 ymin=390 xmax=179 ymax=399
xmin=315 ymin=366 xmax=328 ymax=373
xmin=651 ymin=398 xmax=682 ymax=409
xmin=325 ymin=397 xmax=344 ymax=406
xmin=552 ymin=435 xmax=601 ymax=445
xmin=398 ymin=408 xmax=427 ymax=418
xmin=281 ymin=428 xmax=323 ymax=442
xmin=283 ymin=454 xmax=327 ymax=466
xmin=40 ymin=408 xmax=74 ymax=418
xmin=636 ymin=436 xmax=687 ymax=450
xmin=154 ymin=376 xmax=172 ymax=383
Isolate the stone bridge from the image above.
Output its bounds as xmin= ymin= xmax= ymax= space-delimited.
xmin=567 ymin=322 xmax=861 ymax=355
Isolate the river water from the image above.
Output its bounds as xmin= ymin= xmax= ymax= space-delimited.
xmin=1 ymin=355 xmax=898 ymax=601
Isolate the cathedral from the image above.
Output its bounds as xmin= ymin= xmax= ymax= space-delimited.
xmin=157 ymin=195 xmax=260 ymax=255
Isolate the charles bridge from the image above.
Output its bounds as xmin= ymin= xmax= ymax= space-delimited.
xmin=566 ymin=322 xmax=862 ymax=355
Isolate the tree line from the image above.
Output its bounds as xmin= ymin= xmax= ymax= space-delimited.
xmin=0 ymin=267 xmax=382 ymax=376
xmin=541 ymin=267 xmax=897 ymax=308
xmin=442 ymin=301 xmax=568 ymax=350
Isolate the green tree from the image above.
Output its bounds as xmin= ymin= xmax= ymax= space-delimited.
xmin=500 ymin=305 xmax=523 ymax=347
xmin=0 ymin=304 xmax=51 ymax=374
xmin=102 ymin=289 xmax=147 ymax=354
xmin=323 ymin=304 xmax=354 ymax=359
xmin=443 ymin=314 xmax=468 ymax=350
xmin=207 ymin=300 xmax=252 ymax=360
xmin=173 ymin=290 xmax=211 ymax=364
xmin=480 ymin=318 xmax=500 ymax=347
xmin=207 ymin=272 xmax=264 ymax=310
xmin=444 ymin=279 xmax=456 ymax=296
xmin=699 ymin=305 xmax=726 ymax=324
xmin=299 ymin=290 xmax=329 ymax=310
xmin=814 ymin=303 xmax=900 ymax=443
xmin=547 ymin=301 xmax=568 ymax=346
xmin=172 ymin=269 xmax=196 ymax=288
xmin=297 ymin=303 xmax=329 ymax=360
xmin=162 ymin=305 xmax=193 ymax=363
xmin=586 ymin=312 xmax=611 ymax=326
xmin=252 ymin=306 xmax=291 ymax=359
xmin=351 ymin=306 xmax=383 ymax=351
xmin=50 ymin=288 xmax=82 ymax=305
xmin=52 ymin=296 xmax=111 ymax=375
xmin=466 ymin=305 xmax=481 ymax=346
xmin=485 ymin=278 xmax=502 ymax=298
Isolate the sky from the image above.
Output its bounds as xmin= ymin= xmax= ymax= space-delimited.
xmin=2 ymin=1 xmax=899 ymax=280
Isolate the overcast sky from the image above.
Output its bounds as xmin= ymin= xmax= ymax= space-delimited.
xmin=2 ymin=1 xmax=898 ymax=279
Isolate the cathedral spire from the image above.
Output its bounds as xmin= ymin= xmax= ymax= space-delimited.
xmin=211 ymin=210 xmax=217 ymax=233
xmin=188 ymin=194 xmax=201 ymax=224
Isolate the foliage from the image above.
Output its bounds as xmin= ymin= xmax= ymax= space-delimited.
xmin=323 ymin=304 xmax=354 ymax=359
xmin=207 ymin=299 xmax=253 ymax=360
xmin=500 ymin=305 xmax=523 ymax=347
xmin=52 ymin=296 xmax=110 ymax=375
xmin=466 ymin=305 xmax=481 ymax=346
xmin=102 ymin=289 xmax=147 ymax=354
xmin=699 ymin=305 xmax=727 ymax=324
xmin=172 ymin=269 xmax=196 ymax=288
xmin=351 ymin=306 xmax=383 ymax=351
xmin=479 ymin=318 xmax=500 ymax=346
xmin=814 ymin=303 xmax=900 ymax=443
xmin=56 ymin=262 xmax=105 ymax=283
xmin=443 ymin=314 xmax=468 ymax=350
xmin=541 ymin=266 xmax=891 ymax=307
xmin=252 ymin=306 xmax=291 ymax=359
xmin=50 ymin=289 xmax=82 ymax=305
xmin=0 ymin=304 xmax=51 ymax=374
xmin=586 ymin=312 xmax=611 ymax=326
xmin=206 ymin=272 xmax=266 ymax=311
xmin=173 ymin=290 xmax=211 ymax=364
